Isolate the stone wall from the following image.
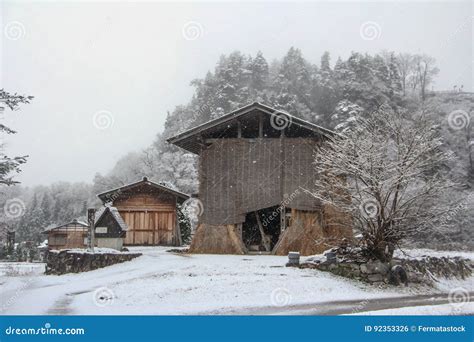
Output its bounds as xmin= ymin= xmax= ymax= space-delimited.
xmin=300 ymin=255 xmax=472 ymax=286
xmin=95 ymin=237 xmax=123 ymax=251
xmin=45 ymin=250 xmax=142 ymax=275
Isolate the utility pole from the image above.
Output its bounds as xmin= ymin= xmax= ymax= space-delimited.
xmin=87 ymin=208 xmax=96 ymax=253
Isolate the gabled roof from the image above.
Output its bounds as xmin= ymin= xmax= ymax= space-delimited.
xmin=167 ymin=102 xmax=335 ymax=154
xmin=94 ymin=206 xmax=128 ymax=231
xmin=97 ymin=177 xmax=189 ymax=203
xmin=42 ymin=219 xmax=89 ymax=233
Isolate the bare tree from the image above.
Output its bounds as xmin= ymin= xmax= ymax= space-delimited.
xmin=414 ymin=54 xmax=439 ymax=101
xmin=313 ymin=106 xmax=454 ymax=261
xmin=396 ymin=53 xmax=415 ymax=97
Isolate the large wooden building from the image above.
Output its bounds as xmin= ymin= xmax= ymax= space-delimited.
xmin=168 ymin=102 xmax=352 ymax=255
xmin=97 ymin=177 xmax=189 ymax=246
xmin=42 ymin=219 xmax=89 ymax=250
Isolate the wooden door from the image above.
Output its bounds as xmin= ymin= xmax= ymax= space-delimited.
xmin=149 ymin=211 xmax=175 ymax=245
xmin=121 ymin=210 xmax=175 ymax=246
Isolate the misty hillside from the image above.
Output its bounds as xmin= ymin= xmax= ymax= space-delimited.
xmin=2 ymin=48 xmax=473 ymax=249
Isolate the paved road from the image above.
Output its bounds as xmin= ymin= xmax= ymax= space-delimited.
xmin=212 ymin=292 xmax=474 ymax=315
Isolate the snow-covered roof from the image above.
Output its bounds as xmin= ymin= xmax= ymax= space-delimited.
xmin=42 ymin=219 xmax=89 ymax=233
xmin=97 ymin=176 xmax=189 ymax=203
xmin=167 ymin=102 xmax=336 ymax=154
xmin=94 ymin=206 xmax=128 ymax=231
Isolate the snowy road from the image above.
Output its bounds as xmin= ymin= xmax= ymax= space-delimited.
xmin=216 ymin=292 xmax=474 ymax=315
xmin=0 ymin=247 xmax=472 ymax=315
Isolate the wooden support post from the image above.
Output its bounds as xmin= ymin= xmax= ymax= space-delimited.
xmin=175 ymin=197 xmax=182 ymax=246
xmin=255 ymin=211 xmax=271 ymax=252
xmin=237 ymin=121 xmax=242 ymax=138
xmin=258 ymin=114 xmax=263 ymax=138
xmin=279 ymin=130 xmax=285 ymax=233
xmin=87 ymin=208 xmax=96 ymax=253
xmin=280 ymin=206 xmax=286 ymax=232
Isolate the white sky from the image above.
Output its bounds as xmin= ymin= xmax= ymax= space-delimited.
xmin=1 ymin=0 xmax=472 ymax=186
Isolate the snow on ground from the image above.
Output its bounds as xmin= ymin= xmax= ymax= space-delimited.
xmin=49 ymin=247 xmax=134 ymax=254
xmin=0 ymin=247 xmax=472 ymax=315
xmin=348 ymin=302 xmax=474 ymax=315
xmin=393 ymin=248 xmax=474 ymax=260
xmin=0 ymin=262 xmax=45 ymax=277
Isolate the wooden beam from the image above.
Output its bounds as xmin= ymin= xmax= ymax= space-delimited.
xmin=255 ymin=211 xmax=271 ymax=252
xmin=280 ymin=206 xmax=286 ymax=232
xmin=237 ymin=121 xmax=242 ymax=138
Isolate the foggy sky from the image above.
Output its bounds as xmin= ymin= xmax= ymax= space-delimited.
xmin=1 ymin=0 xmax=472 ymax=186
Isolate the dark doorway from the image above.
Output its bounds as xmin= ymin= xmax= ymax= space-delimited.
xmin=242 ymin=206 xmax=282 ymax=252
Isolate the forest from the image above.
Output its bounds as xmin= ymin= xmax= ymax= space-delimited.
xmin=1 ymin=48 xmax=473 ymax=250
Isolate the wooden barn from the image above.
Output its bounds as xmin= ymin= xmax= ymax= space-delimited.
xmin=42 ymin=219 xmax=89 ymax=250
xmin=97 ymin=177 xmax=189 ymax=246
xmin=168 ymin=102 xmax=352 ymax=256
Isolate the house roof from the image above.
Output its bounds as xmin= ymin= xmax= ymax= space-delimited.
xmin=42 ymin=219 xmax=89 ymax=233
xmin=167 ymin=102 xmax=336 ymax=154
xmin=97 ymin=177 xmax=189 ymax=203
xmin=94 ymin=206 xmax=128 ymax=231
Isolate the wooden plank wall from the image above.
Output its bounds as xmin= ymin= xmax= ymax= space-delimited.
xmin=199 ymin=138 xmax=321 ymax=225
xmin=113 ymin=192 xmax=177 ymax=246
xmin=48 ymin=227 xmax=88 ymax=250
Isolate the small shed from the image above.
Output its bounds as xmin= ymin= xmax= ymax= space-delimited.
xmin=167 ymin=102 xmax=353 ymax=255
xmin=42 ymin=219 xmax=88 ymax=250
xmin=93 ymin=206 xmax=128 ymax=250
xmin=97 ymin=177 xmax=189 ymax=246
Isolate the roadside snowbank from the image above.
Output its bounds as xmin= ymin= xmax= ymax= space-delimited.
xmin=348 ymin=302 xmax=474 ymax=315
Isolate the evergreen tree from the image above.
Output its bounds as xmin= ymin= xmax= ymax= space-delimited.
xmin=250 ymin=51 xmax=269 ymax=92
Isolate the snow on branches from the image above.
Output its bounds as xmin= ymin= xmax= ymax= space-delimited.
xmin=313 ymin=105 xmax=456 ymax=261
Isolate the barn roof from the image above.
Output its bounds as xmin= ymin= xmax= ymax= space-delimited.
xmin=42 ymin=219 xmax=89 ymax=233
xmin=167 ymin=102 xmax=336 ymax=154
xmin=97 ymin=177 xmax=189 ymax=203
xmin=94 ymin=206 xmax=128 ymax=231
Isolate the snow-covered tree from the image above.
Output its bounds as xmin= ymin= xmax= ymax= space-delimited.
xmin=0 ymin=89 xmax=33 ymax=185
xmin=313 ymin=105 xmax=455 ymax=261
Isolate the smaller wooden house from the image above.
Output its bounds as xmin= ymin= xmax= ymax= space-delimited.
xmin=94 ymin=206 xmax=128 ymax=250
xmin=42 ymin=219 xmax=89 ymax=250
xmin=97 ymin=177 xmax=189 ymax=246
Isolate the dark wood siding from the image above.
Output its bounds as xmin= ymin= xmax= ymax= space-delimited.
xmin=199 ymin=138 xmax=321 ymax=225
